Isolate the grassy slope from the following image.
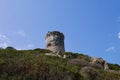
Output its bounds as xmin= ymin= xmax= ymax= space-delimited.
xmin=0 ymin=48 xmax=120 ymax=80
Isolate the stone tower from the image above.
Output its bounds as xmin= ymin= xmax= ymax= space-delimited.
xmin=45 ymin=31 xmax=65 ymax=54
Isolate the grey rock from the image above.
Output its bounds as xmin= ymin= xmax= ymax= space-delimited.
xmin=91 ymin=57 xmax=109 ymax=70
xmin=67 ymin=59 xmax=90 ymax=66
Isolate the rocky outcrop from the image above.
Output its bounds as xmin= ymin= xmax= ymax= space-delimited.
xmin=68 ymin=59 xmax=104 ymax=70
xmin=90 ymin=57 xmax=109 ymax=70
xmin=67 ymin=59 xmax=90 ymax=67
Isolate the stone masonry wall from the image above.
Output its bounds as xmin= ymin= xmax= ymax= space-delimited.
xmin=45 ymin=31 xmax=65 ymax=54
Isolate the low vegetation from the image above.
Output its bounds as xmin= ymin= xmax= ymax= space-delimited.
xmin=0 ymin=47 xmax=120 ymax=80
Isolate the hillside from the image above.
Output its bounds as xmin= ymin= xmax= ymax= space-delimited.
xmin=0 ymin=47 xmax=120 ymax=80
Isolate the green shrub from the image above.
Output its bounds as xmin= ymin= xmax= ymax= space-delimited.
xmin=0 ymin=49 xmax=120 ymax=80
xmin=80 ymin=67 xmax=101 ymax=80
xmin=108 ymin=63 xmax=120 ymax=70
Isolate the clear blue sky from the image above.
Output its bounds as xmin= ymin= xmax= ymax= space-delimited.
xmin=0 ymin=0 xmax=120 ymax=64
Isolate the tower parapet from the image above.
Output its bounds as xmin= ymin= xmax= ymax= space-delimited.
xmin=45 ymin=31 xmax=65 ymax=54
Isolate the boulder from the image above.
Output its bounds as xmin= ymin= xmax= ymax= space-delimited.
xmin=91 ymin=57 xmax=109 ymax=70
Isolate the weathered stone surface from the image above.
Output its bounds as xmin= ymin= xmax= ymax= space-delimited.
xmin=67 ymin=59 xmax=90 ymax=66
xmin=90 ymin=63 xmax=103 ymax=69
xmin=91 ymin=57 xmax=109 ymax=70
xmin=45 ymin=31 xmax=65 ymax=54
xmin=67 ymin=59 xmax=104 ymax=70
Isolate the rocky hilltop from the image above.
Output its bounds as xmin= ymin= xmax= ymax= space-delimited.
xmin=0 ymin=31 xmax=120 ymax=80
xmin=0 ymin=47 xmax=120 ymax=80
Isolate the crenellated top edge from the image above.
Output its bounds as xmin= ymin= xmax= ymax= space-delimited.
xmin=45 ymin=31 xmax=64 ymax=40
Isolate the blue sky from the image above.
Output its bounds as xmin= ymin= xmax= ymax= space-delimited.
xmin=0 ymin=0 xmax=120 ymax=64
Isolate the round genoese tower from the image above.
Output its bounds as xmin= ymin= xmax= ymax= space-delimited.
xmin=45 ymin=31 xmax=65 ymax=54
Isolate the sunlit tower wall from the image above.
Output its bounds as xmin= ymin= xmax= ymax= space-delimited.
xmin=45 ymin=31 xmax=65 ymax=54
